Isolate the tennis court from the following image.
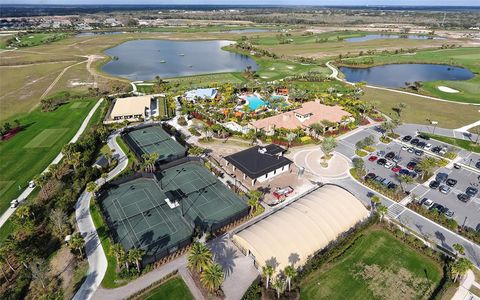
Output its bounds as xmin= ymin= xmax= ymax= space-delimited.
xmin=123 ymin=125 xmax=186 ymax=163
xmin=100 ymin=161 xmax=248 ymax=261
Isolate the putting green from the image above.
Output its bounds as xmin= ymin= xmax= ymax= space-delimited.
xmin=70 ymin=102 xmax=89 ymax=109
xmin=24 ymin=128 xmax=69 ymax=148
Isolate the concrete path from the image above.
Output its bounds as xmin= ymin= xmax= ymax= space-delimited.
xmin=73 ymin=132 xmax=128 ymax=300
xmin=326 ymin=61 xmax=480 ymax=106
xmin=457 ymin=120 xmax=480 ymax=133
xmin=0 ymin=98 xmax=104 ymax=229
xmin=452 ymin=270 xmax=480 ymax=300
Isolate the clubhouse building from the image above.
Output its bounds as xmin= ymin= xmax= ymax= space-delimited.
xmin=105 ymin=94 xmax=165 ymax=123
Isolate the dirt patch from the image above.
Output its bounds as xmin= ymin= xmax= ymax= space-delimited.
xmin=353 ymin=263 xmax=435 ymax=299
xmin=48 ymin=245 xmax=76 ymax=297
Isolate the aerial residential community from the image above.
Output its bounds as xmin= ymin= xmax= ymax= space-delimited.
xmin=1 ymin=2 xmax=480 ymax=300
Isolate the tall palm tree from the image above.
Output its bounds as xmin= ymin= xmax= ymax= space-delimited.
xmin=187 ymin=242 xmax=212 ymax=273
xmin=33 ymin=173 xmax=48 ymax=198
xmin=417 ymin=157 xmax=438 ymax=180
xmin=200 ymin=262 xmax=224 ymax=292
xmin=69 ymin=233 xmax=85 ymax=256
xmin=284 ymin=265 xmax=297 ymax=292
xmin=68 ymin=152 xmax=82 ymax=171
xmin=48 ymin=163 xmax=61 ymax=180
xmin=376 ymin=205 xmax=388 ymax=222
xmin=262 ymin=265 xmax=274 ymax=289
xmin=453 ymin=244 xmax=465 ymax=256
xmin=451 ymin=258 xmax=472 ymax=282
xmin=370 ymin=195 xmax=381 ymax=210
xmin=397 ymin=174 xmax=414 ymax=192
xmin=247 ymin=197 xmax=259 ymax=215
xmin=127 ymin=248 xmax=145 ymax=272
xmin=110 ymin=243 xmax=126 ymax=266
xmin=272 ymin=276 xmax=285 ymax=299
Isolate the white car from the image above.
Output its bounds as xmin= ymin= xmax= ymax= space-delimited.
xmin=10 ymin=200 xmax=19 ymax=208
xmin=384 ymin=161 xmax=394 ymax=168
xmin=407 ymin=147 xmax=415 ymax=153
xmin=401 ymin=146 xmax=409 ymax=151
xmin=424 ymin=143 xmax=433 ymax=150
xmin=28 ymin=180 xmax=36 ymax=188
xmin=422 ymin=199 xmax=434 ymax=209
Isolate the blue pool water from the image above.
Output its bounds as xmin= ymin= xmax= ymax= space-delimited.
xmin=247 ymin=96 xmax=266 ymax=110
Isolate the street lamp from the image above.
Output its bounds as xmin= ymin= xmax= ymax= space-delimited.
xmin=430 ymin=121 xmax=438 ymax=135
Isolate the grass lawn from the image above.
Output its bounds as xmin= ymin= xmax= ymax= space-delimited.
xmin=341 ymin=47 xmax=480 ymax=104
xmin=255 ymin=58 xmax=328 ymax=81
xmin=251 ymin=30 xmax=367 ymax=46
xmin=420 ymin=132 xmax=480 ymax=153
xmin=13 ymin=33 xmax=69 ymax=48
xmin=139 ymin=276 xmax=194 ymax=300
xmin=0 ymin=98 xmax=97 ymax=215
xmin=116 ymin=136 xmax=135 ymax=175
xmin=166 ymin=72 xmax=247 ymax=90
xmin=300 ymin=229 xmax=443 ymax=300
xmin=361 ymin=87 xmax=480 ymax=129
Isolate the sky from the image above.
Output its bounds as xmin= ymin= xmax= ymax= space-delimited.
xmin=2 ymin=0 xmax=479 ymax=6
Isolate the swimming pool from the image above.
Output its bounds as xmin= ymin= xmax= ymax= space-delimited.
xmin=247 ymin=95 xmax=266 ymax=110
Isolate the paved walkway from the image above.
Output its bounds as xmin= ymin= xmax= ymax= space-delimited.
xmin=73 ymin=132 xmax=128 ymax=300
xmin=326 ymin=61 xmax=480 ymax=106
xmin=0 ymin=98 xmax=104 ymax=229
xmin=457 ymin=120 xmax=480 ymax=133
xmin=452 ymin=270 xmax=480 ymax=300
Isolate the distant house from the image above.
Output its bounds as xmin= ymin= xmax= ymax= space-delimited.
xmin=93 ymin=155 xmax=109 ymax=169
xmin=184 ymin=88 xmax=217 ymax=102
xmin=105 ymin=94 xmax=164 ymax=123
xmin=224 ymin=144 xmax=292 ymax=186
xmin=250 ymin=100 xmax=353 ymax=136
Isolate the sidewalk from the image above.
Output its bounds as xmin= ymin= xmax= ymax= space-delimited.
xmin=452 ymin=270 xmax=480 ymax=300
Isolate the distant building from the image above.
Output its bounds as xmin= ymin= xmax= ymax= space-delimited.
xmin=224 ymin=144 xmax=292 ymax=186
xmin=184 ymin=88 xmax=217 ymax=102
xmin=250 ymin=100 xmax=353 ymax=136
xmin=93 ymin=155 xmax=109 ymax=169
xmin=105 ymin=94 xmax=164 ymax=123
xmin=222 ymin=121 xmax=250 ymax=134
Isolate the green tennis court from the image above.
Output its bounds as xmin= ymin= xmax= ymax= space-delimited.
xmin=123 ymin=125 xmax=186 ymax=163
xmin=100 ymin=161 xmax=248 ymax=260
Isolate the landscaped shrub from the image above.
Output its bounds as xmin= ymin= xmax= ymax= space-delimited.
xmin=177 ymin=116 xmax=188 ymax=126
xmin=355 ymin=149 xmax=368 ymax=157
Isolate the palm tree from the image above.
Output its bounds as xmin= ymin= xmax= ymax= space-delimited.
xmin=370 ymin=195 xmax=381 ymax=210
xmin=453 ymin=243 xmax=465 ymax=255
xmin=15 ymin=205 xmax=31 ymax=221
xmin=320 ymin=137 xmax=337 ymax=163
xmin=417 ymin=157 xmax=438 ymax=180
xmin=284 ymin=265 xmax=297 ymax=292
xmin=247 ymin=197 xmax=259 ymax=215
xmin=200 ymin=262 xmax=224 ymax=292
xmin=127 ymin=248 xmax=145 ymax=272
xmin=68 ymin=151 xmax=82 ymax=171
xmin=272 ymin=276 xmax=285 ymax=299
xmin=33 ymin=173 xmax=48 ymax=198
xmin=309 ymin=123 xmax=324 ymax=139
xmin=397 ymin=174 xmax=414 ymax=192
xmin=187 ymin=242 xmax=212 ymax=273
xmin=86 ymin=181 xmax=98 ymax=194
xmin=48 ymin=163 xmax=61 ymax=180
xmin=69 ymin=233 xmax=85 ymax=256
xmin=451 ymin=258 xmax=472 ymax=282
xmin=110 ymin=243 xmax=126 ymax=266
xmin=376 ymin=205 xmax=388 ymax=222
xmin=262 ymin=265 xmax=274 ymax=289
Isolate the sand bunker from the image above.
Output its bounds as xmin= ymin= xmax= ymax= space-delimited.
xmin=438 ymin=86 xmax=460 ymax=93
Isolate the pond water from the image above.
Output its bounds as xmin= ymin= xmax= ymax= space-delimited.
xmin=339 ymin=64 xmax=474 ymax=88
xmin=346 ymin=34 xmax=444 ymax=42
xmin=75 ymin=31 xmax=124 ymax=37
xmin=101 ymin=40 xmax=258 ymax=80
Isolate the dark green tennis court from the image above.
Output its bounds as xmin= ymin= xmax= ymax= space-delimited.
xmin=123 ymin=125 xmax=186 ymax=163
xmin=100 ymin=161 xmax=248 ymax=261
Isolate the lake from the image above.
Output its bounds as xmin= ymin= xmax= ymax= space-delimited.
xmin=101 ymin=40 xmax=258 ymax=80
xmin=339 ymin=64 xmax=474 ymax=88
xmin=346 ymin=34 xmax=444 ymax=42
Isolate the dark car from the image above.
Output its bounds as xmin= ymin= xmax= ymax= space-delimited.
xmin=430 ymin=203 xmax=445 ymax=212
xmin=399 ymin=169 xmax=410 ymax=175
xmin=432 ymin=146 xmax=442 ymax=153
xmin=417 ymin=141 xmax=427 ymax=148
xmin=407 ymin=161 xmax=417 ymax=170
xmin=436 ymin=172 xmax=448 ymax=183
xmin=446 ymin=178 xmax=457 ymax=187
xmin=411 ymin=138 xmax=420 ymax=145
xmin=387 ymin=183 xmax=398 ymax=190
xmin=408 ymin=172 xmax=418 ymax=178
xmin=385 ymin=151 xmax=395 ymax=160
xmin=414 ymin=149 xmax=424 ymax=156
xmin=476 ymin=161 xmax=480 ymax=169
xmin=466 ymin=187 xmax=478 ymax=197
xmin=402 ymin=135 xmax=412 ymax=142
xmin=377 ymin=158 xmax=387 ymax=166
xmin=418 ymin=134 xmax=430 ymax=140
xmin=458 ymin=193 xmax=471 ymax=203
xmin=374 ymin=176 xmax=384 ymax=183
xmin=365 ymin=173 xmax=376 ymax=181
xmin=429 ymin=180 xmax=440 ymax=189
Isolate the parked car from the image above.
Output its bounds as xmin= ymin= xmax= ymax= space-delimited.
xmin=432 ymin=146 xmax=442 ymax=153
xmin=430 ymin=203 xmax=447 ymax=214
xmin=401 ymin=145 xmax=409 ymax=151
xmin=414 ymin=149 xmax=424 ymax=156
xmin=417 ymin=141 xmax=427 ymax=148
xmin=429 ymin=180 xmax=440 ymax=189
xmin=365 ymin=173 xmax=376 ymax=180
xmin=368 ymin=155 xmax=378 ymax=162
xmin=411 ymin=138 xmax=420 ymax=145
xmin=377 ymin=158 xmax=387 ymax=166
xmin=424 ymin=143 xmax=433 ymax=151
xmin=384 ymin=161 xmax=394 ymax=168
xmin=436 ymin=173 xmax=449 ymax=183
xmin=385 ymin=152 xmax=395 ymax=160
xmin=407 ymin=161 xmax=417 ymax=170
xmin=446 ymin=178 xmax=457 ymax=187
xmin=391 ymin=166 xmax=401 ymax=173
xmin=399 ymin=169 xmax=410 ymax=175
xmin=444 ymin=209 xmax=455 ymax=219
xmin=466 ymin=187 xmax=478 ymax=197
xmin=408 ymin=171 xmax=418 ymax=178
xmin=28 ymin=180 xmax=35 ymax=188
xmin=453 ymin=163 xmax=461 ymax=169
xmin=439 ymin=148 xmax=447 ymax=155
xmin=374 ymin=176 xmax=384 ymax=183
xmin=377 ymin=150 xmax=386 ymax=157
xmin=393 ymin=155 xmax=402 ymax=163
xmin=387 ymin=183 xmax=398 ymax=190
xmin=422 ymin=199 xmax=434 ymax=209
xmin=10 ymin=199 xmax=19 ymax=208
xmin=407 ymin=147 xmax=415 ymax=153
xmin=402 ymin=135 xmax=412 ymax=142
xmin=439 ymin=185 xmax=451 ymax=194
xmin=476 ymin=161 xmax=480 ymax=169
xmin=458 ymin=193 xmax=471 ymax=203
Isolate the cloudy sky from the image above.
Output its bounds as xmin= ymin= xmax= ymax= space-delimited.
xmin=2 ymin=0 xmax=479 ymax=5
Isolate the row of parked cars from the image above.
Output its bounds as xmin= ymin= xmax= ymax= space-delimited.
xmin=428 ymin=172 xmax=478 ymax=203
xmin=401 ymin=134 xmax=448 ymax=155
xmin=420 ymin=197 xmax=455 ymax=218
xmin=365 ymin=172 xmax=398 ymax=190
